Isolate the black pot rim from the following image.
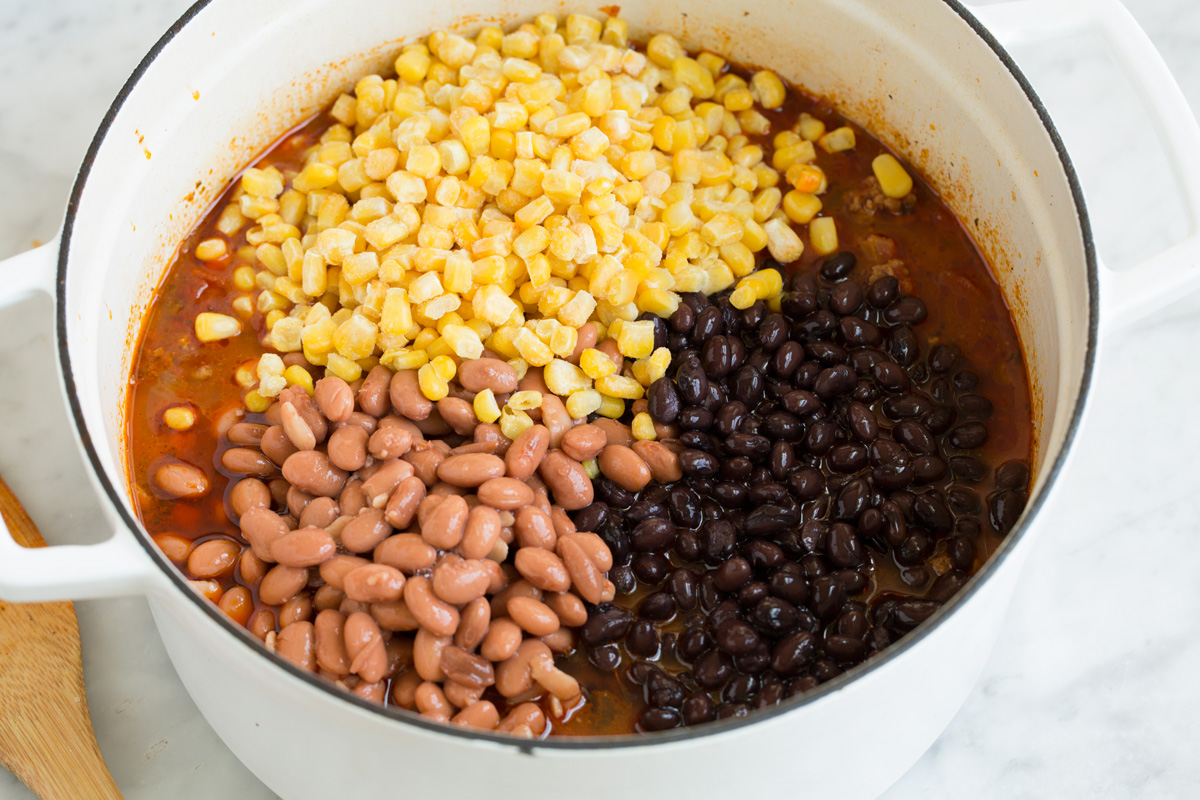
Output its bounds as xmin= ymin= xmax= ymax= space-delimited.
xmin=54 ymin=0 xmax=1098 ymax=751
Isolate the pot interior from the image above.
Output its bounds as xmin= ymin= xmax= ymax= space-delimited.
xmin=62 ymin=0 xmax=1089 ymax=636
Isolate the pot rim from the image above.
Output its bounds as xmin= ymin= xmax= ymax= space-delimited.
xmin=54 ymin=0 xmax=1099 ymax=750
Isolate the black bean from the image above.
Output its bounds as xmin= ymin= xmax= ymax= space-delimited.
xmin=701 ymin=336 xmax=733 ymax=379
xmin=768 ymin=564 xmax=808 ymax=605
xmin=866 ymin=276 xmax=899 ymax=308
xmin=770 ymin=630 xmax=817 ymax=675
xmin=764 ymin=411 xmax=803 ymax=440
xmin=723 ymin=673 xmax=760 ymax=703
xmin=896 ymin=531 xmax=933 ymax=565
xmin=824 ymin=634 xmax=866 ymax=663
xmin=682 ymin=693 xmax=716 ymax=725
xmin=804 ymin=420 xmax=838 ymax=455
xmin=781 ymin=291 xmax=818 ymax=319
xmin=714 ymin=400 xmax=748 ymax=436
xmin=595 ymin=478 xmax=634 ymax=508
xmin=912 ymin=455 xmax=947 ymax=484
xmin=716 ymin=619 xmax=761 ymax=655
xmin=668 ymin=486 xmax=702 ymax=528
xmin=678 ymin=406 xmax=714 ymax=431
xmin=831 ymin=282 xmax=863 ymax=315
xmin=838 ymin=315 xmax=881 ymax=346
xmin=894 ymin=420 xmax=937 ymax=454
xmin=713 ymin=482 xmax=747 ymax=507
xmin=928 ymin=343 xmax=960 ymax=373
xmin=914 ymin=492 xmax=954 ymax=534
xmin=834 ymin=479 xmax=870 ymax=521
xmin=746 ymin=483 xmax=788 ymax=506
xmin=693 ymin=306 xmax=724 ymax=342
xmin=758 ymin=314 xmax=790 ymax=351
xmin=631 ymin=518 xmax=677 ymax=552
xmin=952 ymin=369 xmax=979 ymax=391
xmin=948 ymin=455 xmax=988 ymax=483
xmin=675 ymin=357 xmax=709 ymax=405
xmin=609 ymin=564 xmax=636 ymax=594
xmin=770 ymin=441 xmax=797 ymax=480
xmin=827 ymin=522 xmax=864 ymax=567
xmin=928 ymin=570 xmax=968 ymax=603
xmin=701 ymin=381 xmax=727 ymax=413
xmin=890 ymin=598 xmax=941 ymax=631
xmin=647 ymin=377 xmax=681 ymax=424
xmin=680 ymin=431 xmax=715 ymax=454
xmin=693 ymin=649 xmax=735 ymax=689
xmin=812 ymin=365 xmax=856 ymax=399
xmin=668 ymin=569 xmax=700 ymax=611
xmin=781 ymin=389 xmax=820 ymax=417
xmin=770 ymin=340 xmax=804 ymax=380
xmin=948 ymin=535 xmax=976 ymax=571
xmin=632 ymin=553 xmax=671 ymax=584
xmin=948 ymin=486 xmax=982 ymax=515
xmin=948 ymin=421 xmax=989 ymax=450
xmin=743 ymin=539 xmax=787 ymax=571
xmin=924 ymin=405 xmax=958 ymax=435
xmin=884 ymin=296 xmax=927 ymax=325
xmin=872 ymin=359 xmax=910 ymax=392
xmin=713 ymin=557 xmax=752 ymax=592
xmin=674 ymin=529 xmax=701 ymax=562
xmin=676 ymin=628 xmax=711 ymax=661
xmin=572 ymin=501 xmax=609 ymax=534
xmin=725 ymin=433 xmax=771 ymax=460
xmin=828 ymin=442 xmax=868 ymax=473
xmin=995 ymin=460 xmax=1031 ymax=491
xmin=792 ymin=310 xmax=837 ymax=340
xmin=787 ymin=466 xmax=824 ymax=500
xmin=806 ymin=341 xmax=848 ymax=365
xmin=626 ymin=499 xmax=667 ymax=523
xmin=738 ymin=583 xmax=771 ymax=608
xmin=730 ymin=365 xmax=765 ymax=408
xmin=679 ymin=448 xmax=719 ymax=477
xmin=700 ymin=520 xmax=737 ymax=563
xmin=640 ymin=707 xmax=682 ymax=731
xmin=719 ymin=456 xmax=753 ymax=481
xmin=810 ymin=574 xmax=846 ymax=620
xmin=989 ymin=490 xmax=1025 ymax=533
xmin=587 ymin=643 xmax=621 ymax=670
xmin=580 ymin=607 xmax=633 ymax=646
xmin=669 ymin=302 xmax=695 ymax=333
xmin=883 ymin=393 xmax=931 ymax=420
xmin=888 ymin=326 xmax=920 ymax=366
xmin=820 ymin=251 xmax=857 ymax=281
xmin=958 ymin=394 xmax=994 ymax=420
xmin=640 ymin=591 xmax=676 ymax=622
xmin=744 ymin=504 xmax=799 ymax=537
xmin=792 ymin=361 xmax=820 ymax=389
xmin=627 ymin=620 xmax=660 ymax=657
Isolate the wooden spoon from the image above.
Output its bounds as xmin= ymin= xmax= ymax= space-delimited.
xmin=0 ymin=475 xmax=124 ymax=800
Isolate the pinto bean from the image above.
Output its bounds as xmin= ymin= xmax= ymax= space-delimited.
xmin=480 ymin=618 xmax=523 ymax=663
xmin=280 ymin=385 xmax=328 ymax=443
xmin=420 ymin=494 xmax=468 ymax=549
xmin=314 ymin=376 xmax=355 ymax=423
xmin=498 ymin=702 xmax=546 ymax=736
xmin=414 ymin=681 xmax=451 ymax=721
xmin=537 ymin=450 xmax=593 ymax=510
xmin=504 ymin=425 xmax=549 ymax=480
xmin=383 ymin=475 xmax=425 ymax=529
xmin=474 ymin=423 xmax=510 ymax=456
xmin=361 ymin=459 xmax=415 ymax=508
xmin=298 ymin=496 xmax=339 ymax=529
xmin=219 ymin=449 xmax=273 ymax=480
xmin=514 ymin=548 xmax=571 ymax=593
xmin=437 ymin=454 xmax=506 ymax=488
xmin=631 ymin=440 xmax=683 ymax=483
xmin=335 ymin=411 xmax=377 ymax=437
xmin=340 ymin=508 xmax=392 ymax=553
xmin=275 ymin=621 xmax=316 ymax=671
xmin=598 ymin=444 xmax=653 ymax=492
xmin=495 ymin=639 xmax=552 ymax=698
xmin=228 ymin=477 xmax=270 ymax=518
xmin=259 ymin=426 xmax=298 ymax=467
xmin=358 ymin=365 xmax=394 ymax=418
xmin=314 ymin=609 xmax=350 ymax=675
xmin=558 ymin=535 xmax=605 ymax=604
xmin=413 ymin=627 xmax=451 ymax=682
xmin=282 ymin=451 xmax=347 ymax=497
xmin=550 ymin=506 xmax=576 ymax=539
xmin=514 ymin=506 xmax=557 ymax=550
xmin=476 ymin=477 xmax=534 ymax=510
xmin=458 ymin=358 xmax=519 ymax=394
xmin=389 ymin=369 xmax=432 ymax=421
xmin=326 ymin=425 xmax=369 ymax=472
xmin=403 ymin=444 xmax=445 ymax=487
xmin=344 ymin=611 xmax=388 ymax=683
xmin=313 ymin=584 xmax=346 ymax=612
xmin=259 ymin=564 xmax=310 ymax=606
xmin=371 ymin=598 xmax=420 ymax=632
xmin=338 ymin=479 xmax=367 ymax=517
xmin=436 ymin=397 xmax=478 ymax=436
xmin=239 ymin=507 xmax=288 ymax=562
xmin=540 ymin=394 xmax=572 ymax=449
xmin=568 ymin=322 xmax=597 ymax=364
xmin=374 ymin=533 xmax=437 ymax=574
xmin=544 ymin=592 xmax=588 ymax=628
xmin=286 ymin=485 xmax=314 ymax=520
xmin=227 ymin=422 xmax=268 ymax=447
xmin=188 ymin=538 xmax=240 ymax=579
xmin=342 ymin=563 xmax=406 ymax=604
xmin=591 ymin=418 xmax=634 ymax=449
xmin=452 ymin=700 xmax=500 ymax=730
xmin=403 ymin=576 xmax=460 ymax=636
xmin=460 ymin=505 xmax=502 ymax=560
xmin=432 ymin=558 xmax=492 ymax=605
xmin=279 ymin=593 xmax=314 ymax=627
xmin=318 ymin=554 xmax=370 ymax=591
xmin=506 ymin=596 xmax=560 ymax=636
xmin=440 ymin=646 xmax=495 ymax=690
xmin=237 ymin=549 xmax=268 ymax=586
xmin=561 ymin=424 xmax=607 ymax=462
xmin=280 ymin=401 xmax=317 ymax=451
xmin=454 ymin=597 xmax=492 ymax=651
xmin=368 ymin=426 xmax=413 ymax=460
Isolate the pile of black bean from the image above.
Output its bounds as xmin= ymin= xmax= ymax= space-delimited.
xmin=569 ymin=253 xmax=1032 ymax=732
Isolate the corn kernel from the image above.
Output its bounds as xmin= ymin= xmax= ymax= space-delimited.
xmin=544 ymin=358 xmax=593 ymax=395
xmin=797 ymin=113 xmax=826 ymax=141
xmin=428 ymin=355 xmax=456 ymax=383
xmin=750 ymin=70 xmax=786 ymax=109
xmin=514 ymin=327 xmax=555 ymax=366
xmin=284 ymin=364 xmax=315 ymax=395
xmin=632 ymin=412 xmax=657 ymax=441
xmin=195 ymin=312 xmax=241 ymax=342
xmin=333 ymin=315 xmax=378 ymax=360
xmin=596 ymin=394 xmax=626 ymax=419
xmin=442 ymin=323 xmax=484 ymax=359
xmin=595 ymin=374 xmax=644 ymax=400
xmin=582 ymin=457 xmax=600 ymax=479
xmin=730 ymin=282 xmax=758 ymax=310
xmin=473 ymin=389 xmax=502 ymax=424
xmin=162 ymin=405 xmax=197 ymax=431
xmin=783 ymin=191 xmax=823 ymax=224
xmin=380 ymin=348 xmax=429 ymax=371
xmin=499 ymin=407 xmax=534 ymax=440
xmin=819 ymin=126 xmax=857 ymax=153
xmin=580 ymin=348 xmax=617 ymax=379
xmin=243 ymin=390 xmax=270 ymax=413
xmin=616 ymin=319 xmax=655 ymax=358
xmin=508 ymin=390 xmax=543 ymax=411
xmin=764 ymin=218 xmax=804 ymax=263
xmin=809 ymin=216 xmax=839 ymax=255
xmin=565 ymin=388 xmax=603 ymax=419
xmin=417 ymin=362 xmax=449 ymax=401
xmin=195 ymin=238 xmax=227 ymax=261
xmin=872 ymin=153 xmax=914 ymax=199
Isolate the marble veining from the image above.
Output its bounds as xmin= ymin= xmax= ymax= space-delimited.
xmin=0 ymin=1 xmax=1197 ymax=797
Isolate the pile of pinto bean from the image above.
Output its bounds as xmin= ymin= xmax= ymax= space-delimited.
xmin=217 ymin=358 xmax=625 ymax=734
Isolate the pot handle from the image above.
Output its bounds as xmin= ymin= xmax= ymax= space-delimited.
xmin=970 ymin=0 xmax=1200 ymax=334
xmin=0 ymin=244 xmax=163 ymax=602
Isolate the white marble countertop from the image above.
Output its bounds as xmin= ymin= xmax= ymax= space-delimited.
xmin=1 ymin=1 xmax=1198 ymax=797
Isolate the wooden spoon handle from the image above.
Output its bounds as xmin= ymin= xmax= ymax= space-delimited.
xmin=0 ymin=477 xmax=124 ymax=800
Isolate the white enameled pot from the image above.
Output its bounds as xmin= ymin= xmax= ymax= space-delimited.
xmin=0 ymin=0 xmax=1197 ymax=797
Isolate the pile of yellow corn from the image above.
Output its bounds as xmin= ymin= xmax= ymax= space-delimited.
xmin=195 ymin=12 xmax=879 ymax=423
